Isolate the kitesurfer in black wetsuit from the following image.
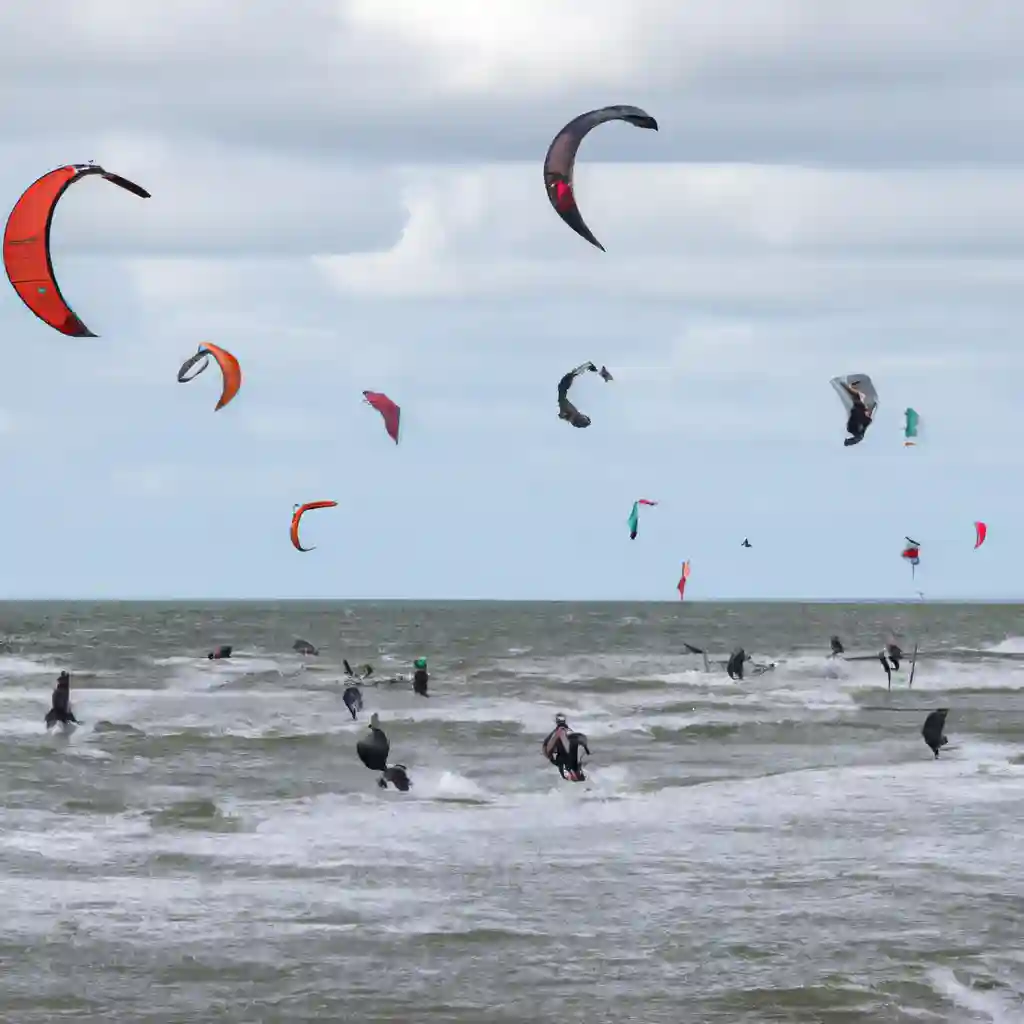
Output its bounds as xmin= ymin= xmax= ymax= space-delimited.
xmin=541 ymin=714 xmax=590 ymax=781
xmin=726 ymin=648 xmax=747 ymax=680
xmin=922 ymin=709 xmax=949 ymax=758
xmin=830 ymin=635 xmax=844 ymax=657
xmin=45 ymin=671 xmax=78 ymax=729
xmin=412 ymin=657 xmax=429 ymax=697
xmin=342 ymin=686 xmax=363 ymax=720
xmin=356 ymin=713 xmax=412 ymax=790
xmin=557 ymin=362 xmax=603 ymax=428
xmin=885 ymin=643 xmax=902 ymax=671
xmin=841 ymin=382 xmax=874 ymax=446
xmin=878 ymin=650 xmax=892 ymax=687
xmin=878 ymin=641 xmax=902 ymax=684
xmin=207 ymin=645 xmax=232 ymax=660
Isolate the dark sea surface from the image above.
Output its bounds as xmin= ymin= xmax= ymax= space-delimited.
xmin=0 ymin=600 xmax=1022 ymax=1023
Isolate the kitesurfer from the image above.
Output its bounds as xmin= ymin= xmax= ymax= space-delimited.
xmin=207 ymin=645 xmax=232 ymax=660
xmin=344 ymin=659 xmax=374 ymax=681
xmin=557 ymin=363 xmax=600 ymax=428
xmin=342 ymin=686 xmax=363 ymax=720
xmin=381 ymin=765 xmax=411 ymax=791
xmin=878 ymin=651 xmax=892 ymax=687
xmin=726 ymin=648 xmax=747 ymax=681
xmin=293 ymin=639 xmax=318 ymax=656
xmin=563 ymin=731 xmax=590 ymax=782
xmin=922 ymin=709 xmax=949 ymax=758
xmin=412 ymin=657 xmax=429 ymax=697
xmin=356 ymin=713 xmax=410 ymax=790
xmin=885 ymin=643 xmax=902 ymax=671
xmin=830 ymin=635 xmax=844 ymax=657
xmin=542 ymin=713 xmax=589 ymax=781
xmin=841 ymin=381 xmax=874 ymax=446
xmin=45 ymin=671 xmax=78 ymax=729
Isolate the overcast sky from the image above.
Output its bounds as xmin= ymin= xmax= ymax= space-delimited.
xmin=0 ymin=0 xmax=1020 ymax=600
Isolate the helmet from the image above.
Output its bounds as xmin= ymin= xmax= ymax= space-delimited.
xmin=414 ymin=657 xmax=427 ymax=669
xmin=554 ymin=713 xmax=567 ymax=727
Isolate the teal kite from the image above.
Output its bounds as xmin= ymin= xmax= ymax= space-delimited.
xmin=904 ymin=408 xmax=919 ymax=447
xmin=627 ymin=499 xmax=658 ymax=540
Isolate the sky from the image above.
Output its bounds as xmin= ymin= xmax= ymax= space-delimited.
xmin=0 ymin=0 xmax=1022 ymax=601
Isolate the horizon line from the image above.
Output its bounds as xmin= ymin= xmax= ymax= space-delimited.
xmin=0 ymin=596 xmax=1021 ymax=605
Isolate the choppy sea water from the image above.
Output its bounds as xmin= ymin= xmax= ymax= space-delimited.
xmin=0 ymin=600 xmax=1022 ymax=1023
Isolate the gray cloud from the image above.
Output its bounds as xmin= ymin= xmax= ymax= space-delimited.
xmin=4 ymin=2 xmax=1024 ymax=167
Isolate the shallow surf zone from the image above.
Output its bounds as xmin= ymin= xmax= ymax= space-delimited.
xmin=0 ymin=601 xmax=1022 ymax=1023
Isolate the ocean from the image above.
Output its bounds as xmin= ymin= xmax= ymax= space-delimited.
xmin=0 ymin=600 xmax=1022 ymax=1023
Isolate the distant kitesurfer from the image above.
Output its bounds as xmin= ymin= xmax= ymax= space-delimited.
xmin=726 ymin=648 xmax=747 ymax=681
xmin=885 ymin=643 xmax=902 ymax=671
xmin=830 ymin=635 xmax=844 ymax=657
xmin=45 ymin=671 xmax=78 ymax=729
xmin=741 ymin=538 xmax=752 ymax=548
xmin=877 ymin=651 xmax=892 ymax=687
xmin=356 ymin=713 xmax=411 ymax=790
xmin=922 ymin=709 xmax=949 ymax=758
xmin=557 ymin=362 xmax=603 ymax=428
xmin=683 ymin=642 xmax=711 ymax=672
xmin=342 ymin=686 xmax=363 ymax=720
xmin=381 ymin=764 xmax=411 ymax=791
xmin=542 ymin=713 xmax=590 ymax=781
xmin=344 ymin=659 xmax=374 ymax=681
xmin=841 ymin=381 xmax=874 ymax=447
xmin=412 ymin=657 xmax=429 ymax=697
xmin=293 ymin=639 xmax=318 ymax=656
xmin=208 ymin=645 xmax=232 ymax=660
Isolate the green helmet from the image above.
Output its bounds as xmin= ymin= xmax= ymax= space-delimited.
xmin=414 ymin=657 xmax=427 ymax=669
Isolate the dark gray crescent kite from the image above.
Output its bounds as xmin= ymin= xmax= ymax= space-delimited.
xmin=543 ymin=105 xmax=658 ymax=251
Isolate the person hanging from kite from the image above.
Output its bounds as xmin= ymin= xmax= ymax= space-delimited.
xmin=830 ymin=373 xmax=879 ymax=447
xmin=841 ymin=381 xmax=874 ymax=446
xmin=557 ymin=362 xmax=611 ymax=429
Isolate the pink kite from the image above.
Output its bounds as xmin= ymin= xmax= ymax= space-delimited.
xmin=677 ymin=560 xmax=691 ymax=600
xmin=363 ymin=391 xmax=400 ymax=444
xmin=974 ymin=521 xmax=987 ymax=549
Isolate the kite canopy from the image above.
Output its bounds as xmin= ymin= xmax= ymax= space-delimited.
xmin=627 ymin=499 xmax=657 ymax=540
xmin=543 ymin=105 xmax=658 ymax=251
xmin=904 ymin=408 xmax=919 ymax=446
xmin=3 ymin=163 xmax=150 ymax=337
xmin=901 ymin=537 xmax=921 ymax=578
xmin=677 ymin=560 xmax=691 ymax=600
xmin=363 ymin=391 xmax=400 ymax=444
xmin=974 ymin=521 xmax=987 ymax=549
xmin=177 ymin=343 xmax=242 ymax=411
xmin=290 ymin=500 xmax=338 ymax=552
xmin=830 ymin=373 xmax=879 ymax=416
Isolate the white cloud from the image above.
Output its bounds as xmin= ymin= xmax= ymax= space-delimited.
xmin=314 ymin=162 xmax=1024 ymax=306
